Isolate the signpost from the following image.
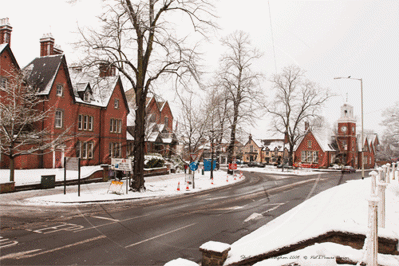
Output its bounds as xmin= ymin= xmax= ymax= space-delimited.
xmin=110 ymin=158 xmax=132 ymax=194
xmin=64 ymin=157 xmax=80 ymax=196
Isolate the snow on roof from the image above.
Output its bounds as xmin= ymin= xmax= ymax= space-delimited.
xmin=263 ymin=140 xmax=286 ymax=151
xmin=127 ymin=131 xmax=134 ymax=141
xmin=147 ymin=131 xmax=159 ymax=142
xmin=0 ymin=43 xmax=7 ymax=54
xmin=294 ymin=129 xmax=335 ymax=152
xmin=24 ymin=54 xmax=64 ymax=95
xmin=69 ymin=68 xmax=119 ymax=107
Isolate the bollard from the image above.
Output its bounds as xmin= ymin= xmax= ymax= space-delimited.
xmin=382 ymin=165 xmax=387 ymax=182
xmin=377 ymin=181 xmax=388 ymax=228
xmin=391 ymin=162 xmax=396 ymax=180
xmin=369 ymin=171 xmax=378 ymax=196
xmin=367 ymin=196 xmax=379 ymax=266
xmin=386 ymin=163 xmax=391 ymax=183
xmin=377 ymin=167 xmax=383 ymax=182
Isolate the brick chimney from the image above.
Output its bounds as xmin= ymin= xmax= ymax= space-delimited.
xmin=305 ymin=121 xmax=310 ymax=131
xmin=0 ymin=18 xmax=12 ymax=46
xmin=99 ymin=62 xmax=116 ymax=77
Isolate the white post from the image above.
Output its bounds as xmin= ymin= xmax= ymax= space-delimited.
xmin=381 ymin=165 xmax=387 ymax=182
xmin=369 ymin=171 xmax=378 ymax=195
xmin=385 ymin=163 xmax=391 ymax=183
xmin=391 ymin=162 xmax=396 ymax=181
xmin=377 ymin=181 xmax=387 ymax=228
xmin=377 ymin=167 xmax=383 ymax=182
xmin=367 ymin=196 xmax=379 ymax=266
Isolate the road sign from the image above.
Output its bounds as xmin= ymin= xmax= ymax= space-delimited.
xmin=190 ymin=153 xmax=198 ymax=162
xmin=229 ymin=163 xmax=237 ymax=170
xmin=65 ymin=157 xmax=79 ymax=171
xmin=107 ymin=180 xmax=124 ymax=195
xmin=204 ymin=159 xmax=216 ymax=171
xmin=111 ymin=158 xmax=132 ymax=171
xmin=189 ymin=162 xmax=198 ymax=171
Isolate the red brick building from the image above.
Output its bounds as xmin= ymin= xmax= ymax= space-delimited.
xmin=294 ymin=103 xmax=379 ymax=169
xmin=0 ymin=19 xmax=129 ymax=169
xmin=125 ymin=91 xmax=177 ymax=158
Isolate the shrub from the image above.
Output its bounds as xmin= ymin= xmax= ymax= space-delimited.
xmin=145 ymin=158 xmax=164 ymax=168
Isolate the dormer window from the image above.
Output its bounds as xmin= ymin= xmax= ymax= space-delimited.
xmin=83 ymin=91 xmax=90 ymax=102
xmin=56 ymin=84 xmax=63 ymax=96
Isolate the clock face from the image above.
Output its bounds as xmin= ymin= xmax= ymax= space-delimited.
xmin=341 ymin=126 xmax=347 ymax=132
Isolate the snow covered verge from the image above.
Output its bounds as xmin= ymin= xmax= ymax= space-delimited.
xmin=22 ymin=170 xmax=244 ymax=205
xmin=224 ymin=178 xmax=399 ymax=266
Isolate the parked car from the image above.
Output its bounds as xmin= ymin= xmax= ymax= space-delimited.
xmin=248 ymin=161 xmax=265 ymax=167
xmin=277 ymin=163 xmax=293 ymax=169
xmin=329 ymin=164 xmax=341 ymax=170
xmin=341 ymin=166 xmax=356 ymax=174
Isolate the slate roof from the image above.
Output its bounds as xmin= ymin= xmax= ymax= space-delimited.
xmin=24 ymin=54 xmax=66 ymax=95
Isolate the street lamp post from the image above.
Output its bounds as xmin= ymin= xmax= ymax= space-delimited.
xmin=334 ymin=76 xmax=364 ymax=179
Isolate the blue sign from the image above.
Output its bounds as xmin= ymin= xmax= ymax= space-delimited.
xmin=189 ymin=162 xmax=198 ymax=171
xmin=203 ymin=159 xmax=216 ymax=171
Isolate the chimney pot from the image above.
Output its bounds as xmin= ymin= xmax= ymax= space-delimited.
xmin=40 ymin=33 xmax=55 ymax=57
xmin=0 ymin=17 xmax=12 ymax=46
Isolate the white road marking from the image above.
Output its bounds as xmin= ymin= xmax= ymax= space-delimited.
xmin=0 ymin=249 xmax=42 ymax=260
xmin=261 ymin=202 xmax=287 ymax=215
xmin=244 ymin=213 xmax=263 ymax=223
xmin=26 ymin=223 xmax=84 ymax=234
xmin=125 ymin=223 xmax=197 ymax=248
xmin=0 ymin=236 xmax=18 ymax=248
xmin=92 ymin=216 xmax=120 ymax=222
xmin=0 ymin=235 xmax=106 ymax=260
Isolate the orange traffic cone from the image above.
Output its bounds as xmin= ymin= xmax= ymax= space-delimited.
xmin=226 ymin=175 xmax=229 ymax=182
xmin=239 ymin=171 xmax=243 ymax=179
xmin=177 ymin=182 xmax=180 ymax=191
xmin=186 ymin=181 xmax=190 ymax=191
xmin=211 ymin=178 xmax=214 ymax=185
xmin=234 ymin=174 xmax=237 ymax=180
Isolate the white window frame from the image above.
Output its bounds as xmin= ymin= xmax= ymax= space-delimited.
xmin=312 ymin=151 xmax=318 ymax=163
xmin=110 ymin=119 xmax=114 ymax=132
xmin=78 ymin=115 xmax=83 ymax=130
xmin=88 ymin=116 xmax=93 ymax=131
xmin=114 ymin=99 xmax=119 ymax=109
xmin=88 ymin=142 xmax=94 ymax=159
xmin=55 ymin=110 xmax=63 ymax=128
xmin=56 ymin=84 xmax=63 ymax=96
xmin=118 ymin=120 xmax=122 ymax=133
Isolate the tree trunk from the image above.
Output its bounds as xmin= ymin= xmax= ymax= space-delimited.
xmin=227 ymin=108 xmax=238 ymax=174
xmin=9 ymin=156 xmax=15 ymax=182
xmin=133 ymin=89 xmax=146 ymax=191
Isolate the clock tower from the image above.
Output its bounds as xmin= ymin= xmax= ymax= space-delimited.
xmin=337 ymin=103 xmax=357 ymax=167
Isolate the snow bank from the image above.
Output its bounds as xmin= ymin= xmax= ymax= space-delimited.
xmin=225 ymin=178 xmax=399 ymax=265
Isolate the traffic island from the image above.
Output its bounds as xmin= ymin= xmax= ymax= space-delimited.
xmin=0 ymin=181 xmax=15 ymax=193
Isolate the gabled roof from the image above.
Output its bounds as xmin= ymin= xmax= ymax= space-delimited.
xmin=24 ymin=55 xmax=74 ymax=97
xmin=69 ymin=68 xmax=129 ymax=110
xmin=294 ymin=129 xmax=336 ymax=152
xmin=0 ymin=43 xmax=20 ymax=70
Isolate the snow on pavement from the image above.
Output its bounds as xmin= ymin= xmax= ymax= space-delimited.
xmin=21 ymin=170 xmax=245 ymax=205
xmin=224 ymin=177 xmax=399 ymax=266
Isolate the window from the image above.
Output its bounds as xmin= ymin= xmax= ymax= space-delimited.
xmin=83 ymin=91 xmax=90 ymax=102
xmin=87 ymin=142 xmax=94 ymax=159
xmin=301 ymin=151 xmax=306 ymax=162
xmin=113 ymin=119 xmax=117 ymax=133
xmin=78 ymin=115 xmax=83 ymax=130
xmin=306 ymin=151 xmax=312 ymax=162
xmin=109 ymin=142 xmax=121 ymax=158
xmin=118 ymin=120 xmax=122 ymax=133
xmin=55 ymin=110 xmax=63 ymax=128
xmin=0 ymin=76 xmax=8 ymax=89
xmin=250 ymin=145 xmax=253 ymax=152
xmin=83 ymin=115 xmax=88 ymax=130
xmin=165 ymin=117 xmax=169 ymax=127
xmin=82 ymin=142 xmax=87 ymax=159
xmin=56 ymin=84 xmax=63 ymax=96
xmin=114 ymin=99 xmax=119 ymax=109
xmin=110 ymin=119 xmax=114 ymax=132
xmin=312 ymin=151 xmax=319 ymax=163
xmin=307 ymin=140 xmax=312 ymax=149
xmin=88 ymin=116 xmax=93 ymax=131
xmin=75 ymin=141 xmax=81 ymax=158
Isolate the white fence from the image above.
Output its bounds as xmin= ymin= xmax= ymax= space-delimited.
xmin=365 ymin=162 xmax=398 ymax=266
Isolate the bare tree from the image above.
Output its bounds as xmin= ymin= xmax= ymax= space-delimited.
xmin=175 ymin=92 xmax=208 ymax=162
xmin=74 ymin=0 xmax=216 ymax=191
xmin=0 ymin=70 xmax=72 ymax=182
xmin=378 ymin=102 xmax=399 ymax=160
xmin=216 ymin=30 xmax=264 ymax=171
xmin=266 ymin=65 xmax=332 ymax=165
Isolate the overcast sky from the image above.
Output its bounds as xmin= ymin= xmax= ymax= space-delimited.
xmin=2 ymin=0 xmax=398 ymax=139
